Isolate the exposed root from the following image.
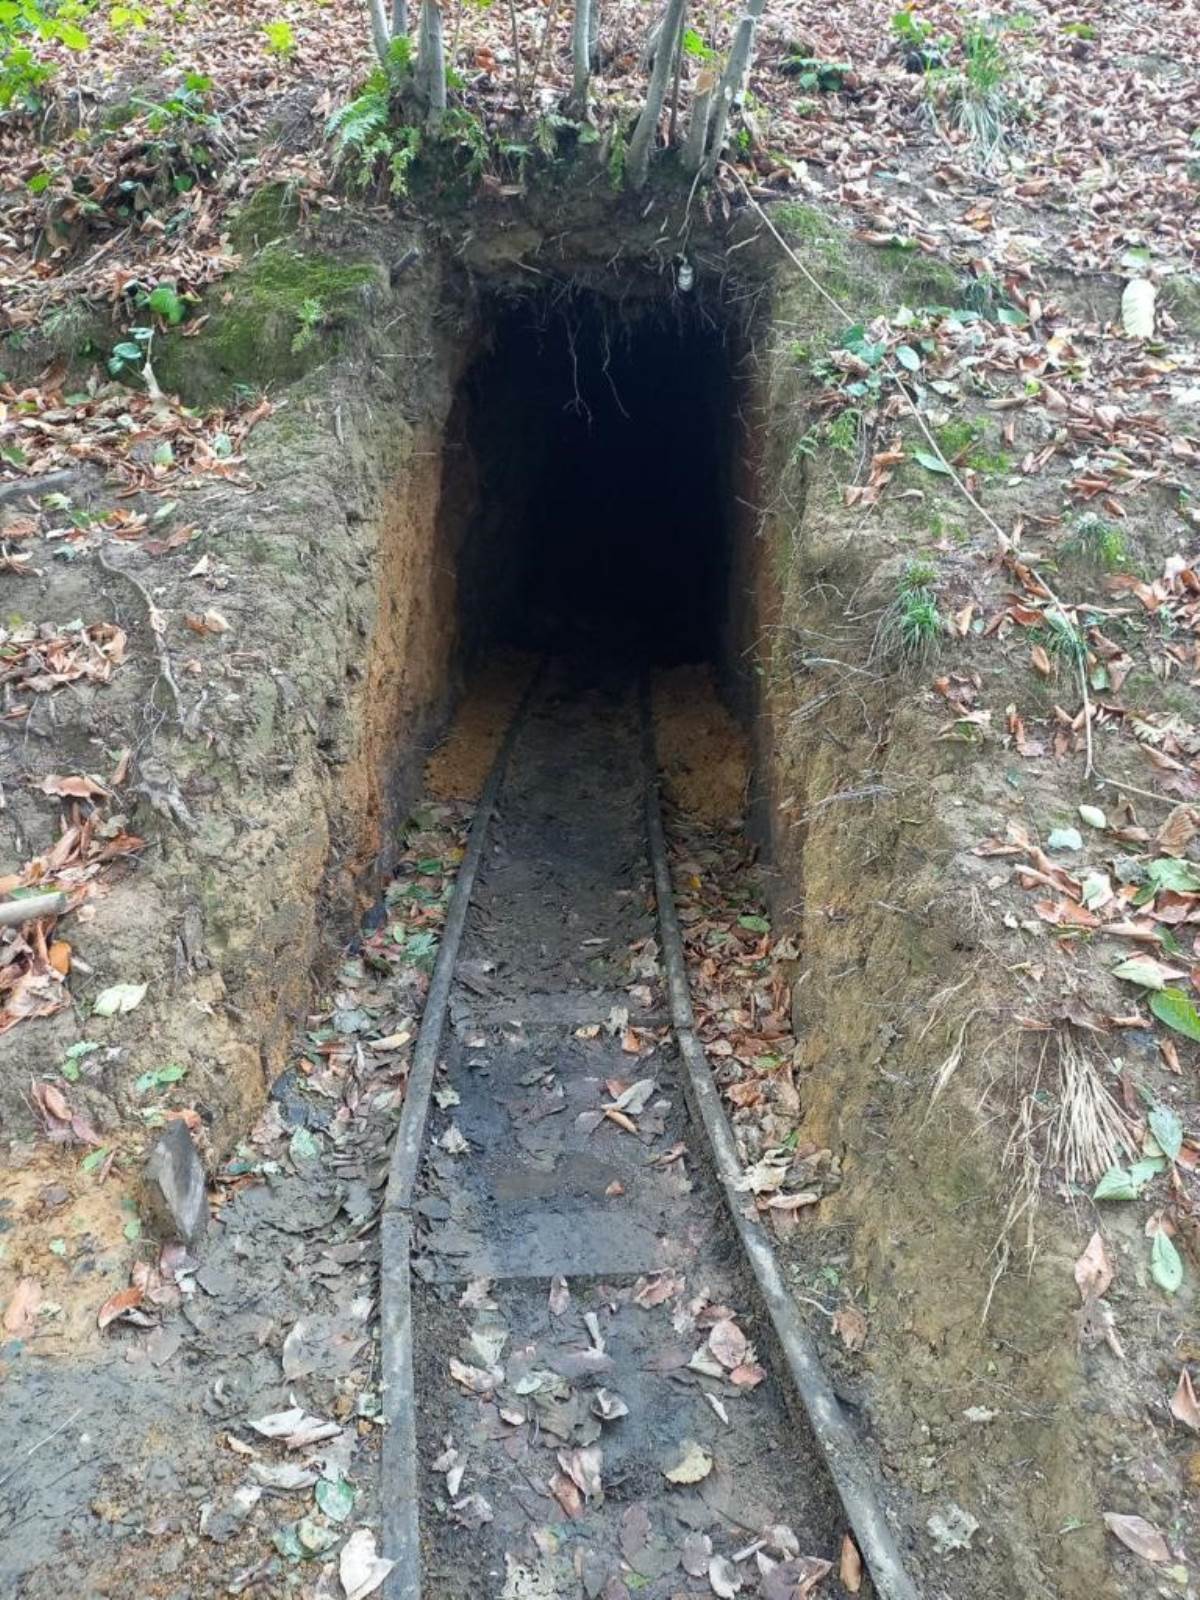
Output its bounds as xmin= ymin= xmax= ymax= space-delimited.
xmin=1052 ymin=1030 xmax=1136 ymax=1186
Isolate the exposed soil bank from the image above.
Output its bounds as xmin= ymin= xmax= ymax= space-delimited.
xmin=3 ymin=179 xmax=1198 ymax=1600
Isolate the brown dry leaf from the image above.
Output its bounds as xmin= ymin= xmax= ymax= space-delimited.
xmin=48 ymin=939 xmax=71 ymax=975
xmin=603 ymin=1107 xmax=638 ymax=1135
xmin=708 ymin=1318 xmax=748 ymax=1370
xmin=761 ymin=1556 xmax=833 ymax=1600
xmin=557 ymin=1444 xmax=602 ymax=1500
xmin=839 ymin=1534 xmax=862 ymax=1592
xmin=832 ymin=1305 xmax=868 ymax=1352
xmin=4 ymin=1276 xmax=43 ymax=1336
xmin=1074 ymin=1230 xmax=1113 ymax=1301
xmin=633 ymin=1273 xmax=683 ymax=1308
xmin=1170 ymin=1369 xmax=1200 ymax=1432
xmin=729 ymin=1362 xmax=765 ymax=1389
xmin=605 ymin=1180 xmax=625 ymax=1198
xmin=1155 ymin=805 xmax=1200 ymax=858
xmin=37 ymin=773 xmax=109 ymax=799
xmin=1030 ymin=643 xmax=1052 ymax=677
xmin=1102 ymin=1512 xmax=1170 ymax=1564
xmin=34 ymin=1080 xmax=72 ymax=1123
xmin=97 ymin=1284 xmax=145 ymax=1331
xmin=448 ymin=1358 xmax=498 ymax=1394
xmin=184 ymin=609 xmax=231 ymax=636
xmin=548 ymin=1471 xmax=584 ymax=1519
xmin=548 ymin=1275 xmax=570 ymax=1316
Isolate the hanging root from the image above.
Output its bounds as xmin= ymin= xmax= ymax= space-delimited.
xmin=1052 ymin=1030 xmax=1135 ymax=1186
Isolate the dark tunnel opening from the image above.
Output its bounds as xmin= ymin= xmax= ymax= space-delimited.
xmin=455 ymin=291 xmax=739 ymax=670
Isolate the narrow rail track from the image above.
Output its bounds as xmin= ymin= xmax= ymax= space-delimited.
xmin=381 ymin=664 xmax=917 ymax=1600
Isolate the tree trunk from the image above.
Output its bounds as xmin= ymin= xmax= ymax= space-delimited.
xmin=588 ymin=0 xmax=600 ymax=68
xmin=368 ymin=0 xmax=392 ymax=62
xmin=570 ymin=0 xmax=592 ymax=116
xmin=701 ymin=0 xmax=765 ymax=179
xmin=392 ymin=0 xmax=408 ymax=37
xmin=418 ymin=0 xmax=447 ymax=121
xmin=682 ymin=67 xmax=714 ymax=172
xmin=627 ymin=0 xmax=687 ymax=188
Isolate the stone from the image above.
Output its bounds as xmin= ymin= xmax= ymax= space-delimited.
xmin=143 ymin=1121 xmax=209 ymax=1246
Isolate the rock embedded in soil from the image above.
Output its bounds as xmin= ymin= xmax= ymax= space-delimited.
xmin=142 ymin=1120 xmax=209 ymax=1245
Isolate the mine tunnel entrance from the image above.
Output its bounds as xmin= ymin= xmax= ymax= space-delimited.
xmin=455 ymin=289 xmax=741 ymax=670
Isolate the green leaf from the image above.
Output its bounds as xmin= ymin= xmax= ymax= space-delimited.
xmin=1150 ymin=987 xmax=1200 ymax=1042
xmin=49 ymin=1237 xmax=67 ymax=1256
xmin=1151 ymin=1230 xmax=1183 ymax=1294
xmin=27 ymin=170 xmax=52 ymax=193
xmin=111 ymin=341 xmax=143 ymax=363
xmin=1147 ymin=858 xmax=1200 ymax=894
xmin=1112 ymin=956 xmax=1170 ymax=990
xmin=913 ymin=450 xmax=952 ymax=475
xmin=1092 ymin=1166 xmax=1139 ymax=1201
xmin=93 ymin=981 xmax=148 ymax=1016
xmin=895 ymin=344 xmax=921 ymax=372
xmin=80 ymin=1146 xmax=110 ymax=1173
xmin=133 ymin=1062 xmax=186 ymax=1096
xmin=314 ymin=1474 xmax=354 ymax=1522
xmin=996 ymin=306 xmax=1030 ymax=326
xmin=1047 ymin=827 xmax=1083 ymax=852
xmin=146 ymin=283 xmax=185 ymax=324
xmin=123 ymin=1218 xmax=142 ymax=1241
xmin=738 ymin=915 xmax=771 ymax=933
xmin=57 ymin=21 xmax=90 ymax=49
xmin=1148 ymin=1104 xmax=1184 ymax=1162
xmin=680 ymin=26 xmax=716 ymax=60
xmin=289 ymin=1127 xmax=319 ymax=1164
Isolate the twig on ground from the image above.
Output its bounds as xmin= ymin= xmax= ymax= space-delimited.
xmin=0 ymin=892 xmax=67 ymax=928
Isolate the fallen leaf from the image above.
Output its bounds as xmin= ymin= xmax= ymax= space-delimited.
xmin=93 ymin=981 xmax=148 ymax=1016
xmin=708 ymin=1318 xmax=748 ymax=1370
xmin=1170 ymin=1369 xmax=1200 ymax=1432
xmin=340 ymin=1527 xmax=395 ymax=1599
xmin=682 ymin=1531 xmax=712 ymax=1577
xmin=832 ymin=1305 xmax=868 ymax=1351
xmin=549 ymin=1470 xmax=584 ymax=1518
xmin=4 ymin=1276 xmax=43 ymax=1335
xmin=97 ymin=1284 xmax=145 ymax=1330
xmin=664 ymin=1439 xmax=712 ymax=1484
xmin=1156 ymin=805 xmax=1200 ymax=857
xmin=592 ymin=1388 xmax=629 ymax=1422
xmin=1103 ymin=1511 xmax=1170 ymax=1564
xmin=840 ymin=1534 xmax=863 ymax=1592
xmin=548 ymin=1275 xmax=570 ymax=1315
xmin=557 ymin=1444 xmax=602 ymax=1500
xmin=708 ymin=1554 xmax=741 ymax=1597
xmin=37 ymin=773 xmax=109 ymax=799
xmin=1074 ymin=1230 xmax=1113 ymax=1300
xmin=449 ymin=1357 xmax=500 ymax=1394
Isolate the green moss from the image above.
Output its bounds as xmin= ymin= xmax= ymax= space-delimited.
xmin=935 ymin=418 xmax=984 ymax=459
xmin=228 ymin=182 xmax=302 ymax=253
xmin=1161 ymin=274 xmax=1200 ymax=335
xmin=882 ymin=243 xmax=963 ymax=307
xmin=154 ymin=242 xmax=385 ymax=405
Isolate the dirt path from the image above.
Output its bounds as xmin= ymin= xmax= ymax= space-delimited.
xmin=410 ymin=664 xmax=849 ymax=1599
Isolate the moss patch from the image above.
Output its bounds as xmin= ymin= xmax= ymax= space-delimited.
xmin=155 ymin=240 xmax=385 ymax=405
xmin=227 ymin=182 xmax=302 ymax=253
